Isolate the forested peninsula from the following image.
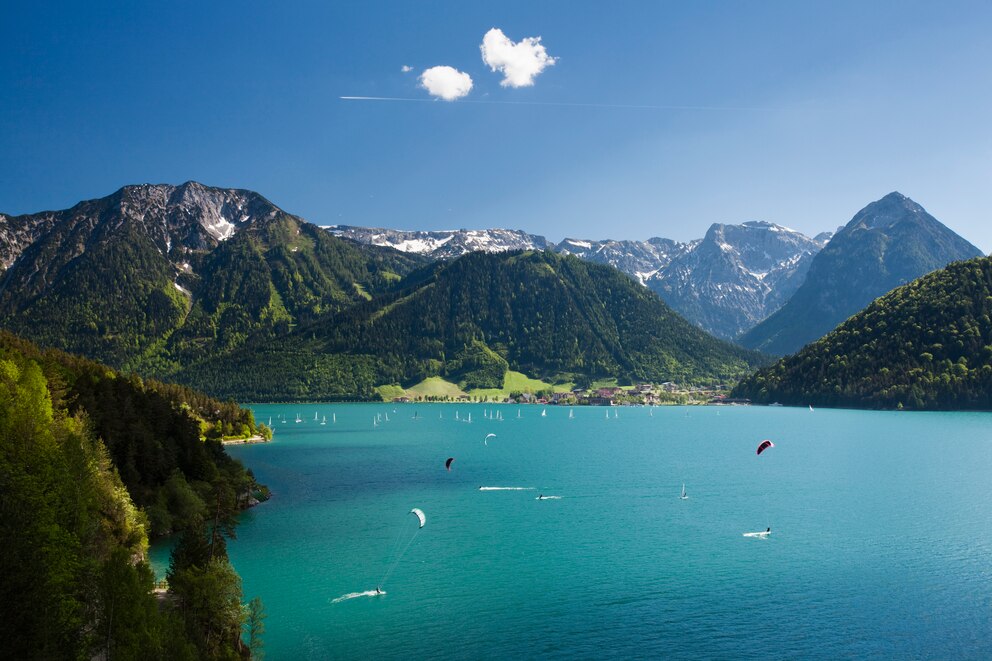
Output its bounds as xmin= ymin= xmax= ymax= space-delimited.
xmin=0 ymin=331 xmax=268 ymax=659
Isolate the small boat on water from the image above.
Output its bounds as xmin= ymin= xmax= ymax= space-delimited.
xmin=321 ymin=415 xmax=326 ymax=425
xmin=680 ymin=484 xmax=688 ymax=500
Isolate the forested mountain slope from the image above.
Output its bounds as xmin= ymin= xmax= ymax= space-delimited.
xmin=733 ymin=257 xmax=992 ymax=410
xmin=181 ymin=251 xmax=768 ymax=400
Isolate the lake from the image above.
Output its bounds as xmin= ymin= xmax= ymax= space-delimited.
xmin=156 ymin=404 xmax=992 ymax=659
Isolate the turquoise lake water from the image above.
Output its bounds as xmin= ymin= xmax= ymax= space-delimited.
xmin=152 ymin=404 xmax=992 ymax=659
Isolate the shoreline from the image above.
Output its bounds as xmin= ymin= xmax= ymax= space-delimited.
xmin=220 ymin=435 xmax=269 ymax=446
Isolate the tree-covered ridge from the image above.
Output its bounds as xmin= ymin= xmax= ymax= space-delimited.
xmin=0 ymin=332 xmax=263 ymax=659
xmin=0 ymin=331 xmax=265 ymax=537
xmin=179 ymin=251 xmax=768 ymax=401
xmin=733 ymin=256 xmax=992 ymax=410
xmin=0 ymin=183 xmax=427 ymax=375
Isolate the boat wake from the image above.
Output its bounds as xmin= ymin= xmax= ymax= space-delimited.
xmin=478 ymin=486 xmax=535 ymax=491
xmin=331 ymin=590 xmax=385 ymax=603
xmin=742 ymin=531 xmax=771 ymax=538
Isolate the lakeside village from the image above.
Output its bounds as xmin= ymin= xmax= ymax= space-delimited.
xmin=393 ymin=383 xmax=750 ymax=406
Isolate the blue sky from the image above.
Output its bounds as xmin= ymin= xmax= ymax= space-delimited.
xmin=3 ymin=1 xmax=990 ymax=249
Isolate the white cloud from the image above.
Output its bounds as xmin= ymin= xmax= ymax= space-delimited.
xmin=401 ymin=65 xmax=413 ymax=73
xmin=419 ymin=65 xmax=473 ymax=101
xmin=480 ymin=27 xmax=556 ymax=88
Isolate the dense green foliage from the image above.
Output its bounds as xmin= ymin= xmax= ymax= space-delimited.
xmin=734 ymin=257 xmax=992 ymax=410
xmin=740 ymin=192 xmax=983 ymax=355
xmin=180 ymin=251 xmax=767 ymax=400
xmin=0 ymin=332 xmax=262 ymax=658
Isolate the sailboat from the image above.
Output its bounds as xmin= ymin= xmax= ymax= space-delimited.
xmin=332 ymin=413 xmax=336 ymax=424
xmin=268 ymin=416 xmax=272 ymax=426
xmin=569 ymin=408 xmax=574 ymax=419
xmin=809 ymin=404 xmax=814 ymax=412
xmin=680 ymin=484 xmax=688 ymax=500
xmin=281 ymin=414 xmax=286 ymax=424
xmin=321 ymin=415 xmax=327 ymax=425
xmin=517 ymin=409 xmax=521 ymax=419
xmin=295 ymin=413 xmax=302 ymax=423
xmin=614 ymin=408 xmax=619 ymax=419
xmin=541 ymin=409 xmax=547 ymax=417
xmin=314 ymin=412 xmax=318 ymax=422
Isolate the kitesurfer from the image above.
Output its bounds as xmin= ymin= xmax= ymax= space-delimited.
xmin=376 ymin=586 xmax=382 ymax=595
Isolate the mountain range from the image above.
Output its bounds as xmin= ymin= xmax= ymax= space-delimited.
xmin=331 ymin=221 xmax=831 ymax=339
xmin=0 ymin=183 xmax=761 ymax=399
xmin=0 ymin=182 xmax=983 ymax=401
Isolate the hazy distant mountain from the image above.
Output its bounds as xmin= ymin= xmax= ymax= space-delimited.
xmin=738 ymin=192 xmax=984 ymax=356
xmin=734 ymin=255 xmax=992 ymax=410
xmin=646 ymin=221 xmax=828 ymax=339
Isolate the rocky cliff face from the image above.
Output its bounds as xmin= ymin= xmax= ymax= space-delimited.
xmin=646 ymin=221 xmax=827 ymax=339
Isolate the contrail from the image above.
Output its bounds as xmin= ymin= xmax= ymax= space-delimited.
xmin=340 ymin=95 xmax=763 ymax=111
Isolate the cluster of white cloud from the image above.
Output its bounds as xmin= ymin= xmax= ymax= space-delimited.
xmin=419 ymin=65 xmax=474 ymax=101
xmin=401 ymin=65 xmax=413 ymax=73
xmin=480 ymin=28 xmax=557 ymax=88
xmin=413 ymin=27 xmax=555 ymax=101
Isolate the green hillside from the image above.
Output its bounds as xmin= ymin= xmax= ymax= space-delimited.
xmin=180 ymin=250 xmax=768 ymax=400
xmin=733 ymin=257 xmax=992 ymax=410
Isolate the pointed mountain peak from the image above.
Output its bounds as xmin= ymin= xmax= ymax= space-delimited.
xmin=846 ymin=191 xmax=929 ymax=231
